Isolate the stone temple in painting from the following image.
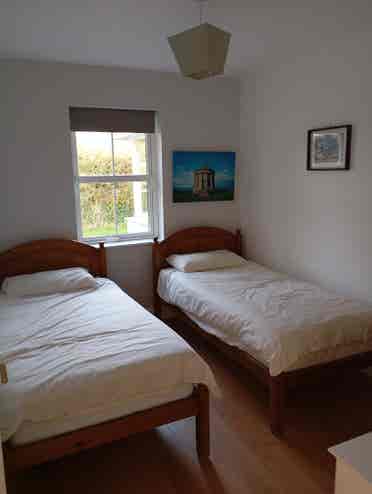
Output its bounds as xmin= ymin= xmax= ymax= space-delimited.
xmin=193 ymin=168 xmax=216 ymax=197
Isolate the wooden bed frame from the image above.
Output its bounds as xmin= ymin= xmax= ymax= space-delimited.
xmin=0 ymin=238 xmax=210 ymax=471
xmin=152 ymin=227 xmax=372 ymax=436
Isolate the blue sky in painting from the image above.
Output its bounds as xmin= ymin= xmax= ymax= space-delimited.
xmin=173 ymin=151 xmax=235 ymax=190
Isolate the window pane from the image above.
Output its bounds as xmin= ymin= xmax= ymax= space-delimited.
xmin=80 ymin=183 xmax=116 ymax=238
xmin=116 ymin=182 xmax=149 ymax=234
xmin=113 ymin=133 xmax=147 ymax=175
xmin=76 ymin=132 xmax=112 ymax=176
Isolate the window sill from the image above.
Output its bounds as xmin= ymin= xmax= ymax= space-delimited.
xmin=91 ymin=238 xmax=154 ymax=249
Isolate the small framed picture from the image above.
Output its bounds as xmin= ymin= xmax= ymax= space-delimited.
xmin=307 ymin=125 xmax=352 ymax=171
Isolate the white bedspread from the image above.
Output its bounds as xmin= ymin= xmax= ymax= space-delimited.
xmin=158 ymin=262 xmax=372 ymax=376
xmin=0 ymin=279 xmax=214 ymax=442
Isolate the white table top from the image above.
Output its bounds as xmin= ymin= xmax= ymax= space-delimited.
xmin=329 ymin=432 xmax=372 ymax=484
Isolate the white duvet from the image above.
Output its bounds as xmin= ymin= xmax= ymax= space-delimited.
xmin=0 ymin=279 xmax=214 ymax=442
xmin=158 ymin=262 xmax=372 ymax=376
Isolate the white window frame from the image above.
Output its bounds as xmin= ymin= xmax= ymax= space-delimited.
xmin=71 ymin=132 xmax=158 ymax=244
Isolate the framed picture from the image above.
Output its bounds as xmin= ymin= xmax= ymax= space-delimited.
xmin=173 ymin=150 xmax=235 ymax=203
xmin=307 ymin=125 xmax=352 ymax=171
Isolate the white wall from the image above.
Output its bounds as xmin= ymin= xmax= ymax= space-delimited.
xmin=239 ymin=41 xmax=372 ymax=301
xmin=9 ymin=46 xmax=372 ymax=309
xmin=0 ymin=60 xmax=240 ymax=306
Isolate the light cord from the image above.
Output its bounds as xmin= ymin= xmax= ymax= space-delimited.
xmin=198 ymin=0 xmax=207 ymax=25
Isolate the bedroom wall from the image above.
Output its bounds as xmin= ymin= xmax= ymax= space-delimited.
xmin=0 ymin=60 xmax=240 ymax=306
xmin=239 ymin=40 xmax=372 ymax=301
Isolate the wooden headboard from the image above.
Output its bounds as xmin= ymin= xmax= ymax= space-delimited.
xmin=0 ymin=239 xmax=107 ymax=284
xmin=152 ymin=227 xmax=242 ymax=315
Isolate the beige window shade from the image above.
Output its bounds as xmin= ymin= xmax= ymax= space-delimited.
xmin=69 ymin=107 xmax=155 ymax=134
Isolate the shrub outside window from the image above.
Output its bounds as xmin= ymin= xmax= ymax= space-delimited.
xmin=72 ymin=131 xmax=157 ymax=243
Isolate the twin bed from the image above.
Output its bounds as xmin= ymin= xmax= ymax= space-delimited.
xmin=153 ymin=227 xmax=372 ymax=435
xmin=2 ymin=227 xmax=372 ymax=474
xmin=0 ymin=239 xmax=212 ymax=471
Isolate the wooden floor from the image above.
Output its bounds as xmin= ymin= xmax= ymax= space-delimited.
xmin=8 ymin=318 xmax=372 ymax=494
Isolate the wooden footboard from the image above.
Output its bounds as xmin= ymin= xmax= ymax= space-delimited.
xmin=4 ymin=384 xmax=210 ymax=472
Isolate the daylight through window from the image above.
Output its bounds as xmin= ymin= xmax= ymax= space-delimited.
xmin=73 ymin=131 xmax=156 ymax=243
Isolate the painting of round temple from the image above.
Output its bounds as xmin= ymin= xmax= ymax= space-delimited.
xmin=173 ymin=150 xmax=235 ymax=203
xmin=193 ymin=167 xmax=216 ymax=197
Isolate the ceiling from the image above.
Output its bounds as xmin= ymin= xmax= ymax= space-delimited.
xmin=1 ymin=0 xmax=371 ymax=76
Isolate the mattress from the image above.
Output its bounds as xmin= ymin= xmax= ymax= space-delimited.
xmin=11 ymin=384 xmax=192 ymax=446
xmin=158 ymin=262 xmax=372 ymax=376
xmin=0 ymin=279 xmax=214 ymax=444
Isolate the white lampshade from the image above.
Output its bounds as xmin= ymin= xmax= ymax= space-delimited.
xmin=168 ymin=22 xmax=231 ymax=80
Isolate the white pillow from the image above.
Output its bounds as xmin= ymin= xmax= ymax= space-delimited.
xmin=166 ymin=250 xmax=246 ymax=273
xmin=2 ymin=268 xmax=98 ymax=297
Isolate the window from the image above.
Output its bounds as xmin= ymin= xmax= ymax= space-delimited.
xmin=70 ymin=108 xmax=158 ymax=244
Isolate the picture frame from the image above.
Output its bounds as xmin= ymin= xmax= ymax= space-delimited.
xmin=307 ymin=125 xmax=352 ymax=171
xmin=172 ymin=150 xmax=235 ymax=203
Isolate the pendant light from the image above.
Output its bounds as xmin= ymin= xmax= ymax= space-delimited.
xmin=168 ymin=0 xmax=231 ymax=80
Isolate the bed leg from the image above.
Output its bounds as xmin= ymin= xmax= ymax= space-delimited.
xmin=3 ymin=443 xmax=16 ymax=475
xmin=153 ymin=294 xmax=162 ymax=319
xmin=196 ymin=384 xmax=210 ymax=460
xmin=269 ymin=374 xmax=286 ymax=437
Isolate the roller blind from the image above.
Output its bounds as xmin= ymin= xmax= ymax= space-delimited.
xmin=69 ymin=107 xmax=155 ymax=134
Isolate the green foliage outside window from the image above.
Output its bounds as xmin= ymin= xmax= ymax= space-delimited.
xmin=77 ymin=133 xmax=148 ymax=238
